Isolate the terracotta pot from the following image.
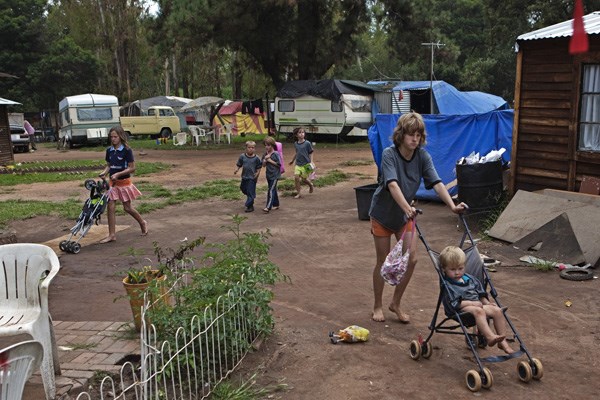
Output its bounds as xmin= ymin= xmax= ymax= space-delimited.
xmin=122 ymin=271 xmax=169 ymax=331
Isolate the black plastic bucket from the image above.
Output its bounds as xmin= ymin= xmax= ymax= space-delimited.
xmin=456 ymin=160 xmax=503 ymax=212
xmin=354 ymin=183 xmax=378 ymax=220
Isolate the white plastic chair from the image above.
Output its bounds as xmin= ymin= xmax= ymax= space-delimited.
xmin=0 ymin=244 xmax=61 ymax=400
xmin=0 ymin=340 xmax=43 ymax=400
xmin=173 ymin=132 xmax=188 ymax=146
xmin=188 ymin=126 xmax=203 ymax=146
xmin=218 ymin=123 xmax=232 ymax=144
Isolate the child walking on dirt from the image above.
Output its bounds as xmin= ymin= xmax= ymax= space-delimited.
xmin=439 ymin=246 xmax=514 ymax=354
xmin=262 ymin=136 xmax=281 ymax=213
xmin=288 ymin=127 xmax=314 ymax=198
xmin=235 ymin=141 xmax=262 ymax=212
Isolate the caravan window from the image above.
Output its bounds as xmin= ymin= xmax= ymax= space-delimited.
xmin=579 ymin=64 xmax=600 ymax=152
xmin=345 ymin=99 xmax=371 ymax=113
xmin=278 ymin=100 xmax=294 ymax=112
xmin=331 ymin=100 xmax=343 ymax=112
xmin=76 ymin=107 xmax=113 ymax=122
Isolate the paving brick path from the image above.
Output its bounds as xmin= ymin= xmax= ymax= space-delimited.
xmin=21 ymin=321 xmax=139 ymax=399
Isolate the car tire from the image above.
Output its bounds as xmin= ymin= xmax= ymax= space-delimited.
xmin=560 ymin=268 xmax=593 ymax=281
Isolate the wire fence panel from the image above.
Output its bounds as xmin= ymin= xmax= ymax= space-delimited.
xmin=76 ymin=280 xmax=259 ymax=400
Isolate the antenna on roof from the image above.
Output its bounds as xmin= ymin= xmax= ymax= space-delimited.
xmin=421 ymin=41 xmax=445 ymax=113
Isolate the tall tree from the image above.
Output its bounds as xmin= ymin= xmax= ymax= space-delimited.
xmin=0 ymin=0 xmax=47 ymax=108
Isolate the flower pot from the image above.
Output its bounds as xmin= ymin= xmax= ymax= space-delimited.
xmin=122 ymin=271 xmax=170 ymax=331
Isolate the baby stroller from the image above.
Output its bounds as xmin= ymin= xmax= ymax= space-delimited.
xmin=59 ymin=178 xmax=110 ymax=254
xmin=408 ymin=212 xmax=543 ymax=392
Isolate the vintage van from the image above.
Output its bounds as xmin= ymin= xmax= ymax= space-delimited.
xmin=274 ymin=79 xmax=377 ymax=138
xmin=58 ymin=94 xmax=119 ymax=148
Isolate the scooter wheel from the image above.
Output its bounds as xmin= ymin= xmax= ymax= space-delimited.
xmin=59 ymin=240 xmax=68 ymax=252
xmin=71 ymin=243 xmax=81 ymax=254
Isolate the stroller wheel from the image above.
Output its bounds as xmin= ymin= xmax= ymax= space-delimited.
xmin=71 ymin=243 xmax=81 ymax=254
xmin=465 ymin=369 xmax=482 ymax=392
xmin=481 ymin=367 xmax=493 ymax=389
xmin=517 ymin=360 xmax=533 ymax=382
xmin=409 ymin=340 xmax=421 ymax=360
xmin=531 ymin=358 xmax=543 ymax=380
xmin=84 ymin=179 xmax=96 ymax=191
xmin=59 ymin=240 xmax=68 ymax=252
xmin=421 ymin=341 xmax=433 ymax=359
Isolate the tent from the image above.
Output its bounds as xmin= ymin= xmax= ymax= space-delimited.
xmin=368 ymin=110 xmax=513 ymax=201
xmin=120 ymin=96 xmax=192 ymax=116
xmin=369 ymin=80 xmax=509 ymax=115
xmin=215 ymin=101 xmax=267 ymax=135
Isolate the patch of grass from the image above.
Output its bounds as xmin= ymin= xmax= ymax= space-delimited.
xmin=0 ymin=161 xmax=169 ymax=186
xmin=532 ymin=259 xmax=556 ymax=272
xmin=278 ymin=169 xmax=350 ymax=197
xmin=65 ymin=342 xmax=98 ymax=351
xmin=0 ymin=169 xmax=351 ymax=227
xmin=478 ymin=194 xmax=509 ymax=240
xmin=0 ymin=199 xmax=81 ymax=226
xmin=10 ymin=159 xmax=104 ymax=170
xmin=212 ymin=373 xmax=287 ymax=400
xmin=339 ymin=159 xmax=374 ymax=166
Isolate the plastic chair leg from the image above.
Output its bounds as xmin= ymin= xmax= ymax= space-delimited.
xmin=32 ymin=318 xmax=57 ymax=400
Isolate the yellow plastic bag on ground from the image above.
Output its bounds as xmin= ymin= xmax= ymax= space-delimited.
xmin=329 ymin=325 xmax=370 ymax=344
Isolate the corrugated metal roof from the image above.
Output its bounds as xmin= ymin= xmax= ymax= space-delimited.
xmin=518 ymin=11 xmax=600 ymax=41
xmin=0 ymin=97 xmax=20 ymax=105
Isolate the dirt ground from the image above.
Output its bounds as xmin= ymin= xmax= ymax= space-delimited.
xmin=8 ymin=143 xmax=600 ymax=399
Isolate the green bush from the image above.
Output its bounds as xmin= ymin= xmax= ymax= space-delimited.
xmin=147 ymin=215 xmax=288 ymax=382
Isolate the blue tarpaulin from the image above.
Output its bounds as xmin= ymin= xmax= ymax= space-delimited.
xmin=368 ymin=110 xmax=514 ymax=201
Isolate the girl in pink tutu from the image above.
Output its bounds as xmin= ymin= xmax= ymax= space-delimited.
xmin=99 ymin=126 xmax=147 ymax=243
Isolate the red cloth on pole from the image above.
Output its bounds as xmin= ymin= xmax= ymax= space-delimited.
xmin=569 ymin=0 xmax=589 ymax=54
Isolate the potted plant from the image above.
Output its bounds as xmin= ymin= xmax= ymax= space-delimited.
xmin=121 ymin=237 xmax=204 ymax=331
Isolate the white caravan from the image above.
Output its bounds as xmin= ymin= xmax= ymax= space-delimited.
xmin=274 ymin=80 xmax=376 ymax=138
xmin=58 ymin=94 xmax=119 ymax=148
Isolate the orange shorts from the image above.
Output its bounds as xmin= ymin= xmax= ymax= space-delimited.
xmin=370 ymin=218 xmax=412 ymax=237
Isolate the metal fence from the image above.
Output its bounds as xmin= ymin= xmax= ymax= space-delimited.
xmin=76 ymin=279 xmax=258 ymax=399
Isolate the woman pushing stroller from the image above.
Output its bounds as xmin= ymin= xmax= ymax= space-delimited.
xmin=98 ymin=126 xmax=147 ymax=243
xmin=369 ymin=112 xmax=466 ymax=323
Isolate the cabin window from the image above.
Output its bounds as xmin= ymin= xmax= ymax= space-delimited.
xmin=579 ymin=64 xmax=600 ymax=151
xmin=148 ymin=108 xmax=156 ymax=116
xmin=331 ymin=100 xmax=343 ymax=112
xmin=76 ymin=107 xmax=113 ymax=122
xmin=278 ymin=100 xmax=294 ymax=112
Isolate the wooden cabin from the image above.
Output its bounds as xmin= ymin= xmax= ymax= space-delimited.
xmin=0 ymin=98 xmax=19 ymax=165
xmin=511 ymin=12 xmax=600 ymax=194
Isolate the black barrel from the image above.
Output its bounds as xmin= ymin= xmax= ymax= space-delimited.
xmin=456 ymin=160 xmax=503 ymax=212
xmin=354 ymin=183 xmax=378 ymax=220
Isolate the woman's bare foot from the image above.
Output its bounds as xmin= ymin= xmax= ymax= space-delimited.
xmin=309 ymin=182 xmax=314 ymax=193
xmin=389 ymin=304 xmax=410 ymax=323
xmin=498 ymin=339 xmax=515 ymax=354
xmin=294 ymin=194 xmax=301 ymax=199
xmin=486 ymin=335 xmax=506 ymax=347
xmin=372 ymin=307 xmax=385 ymax=322
xmin=99 ymin=236 xmax=116 ymax=244
xmin=141 ymin=220 xmax=148 ymax=236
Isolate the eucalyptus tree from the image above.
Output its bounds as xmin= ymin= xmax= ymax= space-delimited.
xmin=0 ymin=0 xmax=47 ymax=108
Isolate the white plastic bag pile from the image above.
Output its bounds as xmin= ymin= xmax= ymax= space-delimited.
xmin=457 ymin=148 xmax=506 ymax=165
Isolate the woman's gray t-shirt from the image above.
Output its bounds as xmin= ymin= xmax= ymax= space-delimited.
xmin=369 ymin=146 xmax=441 ymax=232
